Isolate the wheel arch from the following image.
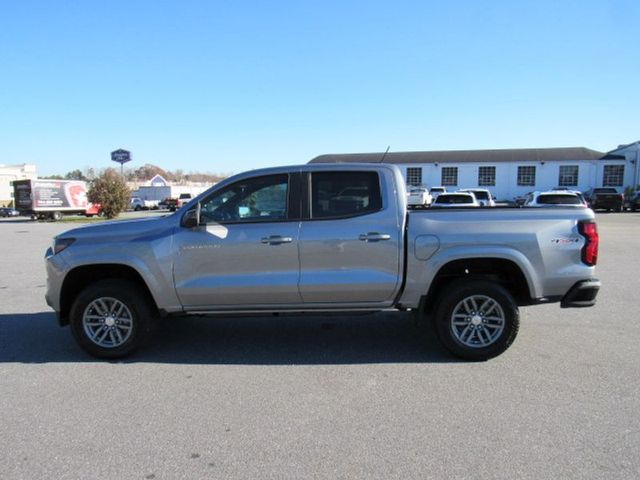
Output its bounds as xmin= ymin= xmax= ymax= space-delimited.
xmin=422 ymin=257 xmax=533 ymax=314
xmin=59 ymin=264 xmax=159 ymax=325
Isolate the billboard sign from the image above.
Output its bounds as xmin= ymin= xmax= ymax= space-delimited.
xmin=111 ymin=149 xmax=131 ymax=165
xmin=13 ymin=180 xmax=89 ymax=211
xmin=33 ymin=180 xmax=89 ymax=209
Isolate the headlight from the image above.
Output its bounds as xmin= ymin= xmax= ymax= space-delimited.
xmin=53 ymin=237 xmax=76 ymax=254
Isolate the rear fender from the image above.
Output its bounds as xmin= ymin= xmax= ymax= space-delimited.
xmin=400 ymin=245 xmax=540 ymax=308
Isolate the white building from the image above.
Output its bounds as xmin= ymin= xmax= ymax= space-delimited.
xmin=310 ymin=147 xmax=632 ymax=201
xmin=0 ymin=164 xmax=37 ymax=206
xmin=607 ymin=141 xmax=640 ymax=190
xmin=130 ymin=174 xmax=212 ymax=202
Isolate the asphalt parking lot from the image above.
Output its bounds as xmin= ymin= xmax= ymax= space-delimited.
xmin=0 ymin=213 xmax=639 ymax=479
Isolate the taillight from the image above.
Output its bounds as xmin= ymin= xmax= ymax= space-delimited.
xmin=578 ymin=221 xmax=599 ymax=266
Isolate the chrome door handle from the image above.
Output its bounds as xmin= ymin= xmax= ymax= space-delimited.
xmin=358 ymin=232 xmax=391 ymax=242
xmin=261 ymin=235 xmax=293 ymax=245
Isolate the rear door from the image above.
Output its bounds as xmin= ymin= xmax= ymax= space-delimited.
xmin=298 ymin=170 xmax=402 ymax=304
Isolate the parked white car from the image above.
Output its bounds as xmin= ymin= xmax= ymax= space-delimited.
xmin=523 ymin=191 xmax=585 ymax=207
xmin=130 ymin=197 xmax=160 ymax=211
xmin=429 ymin=186 xmax=447 ymax=200
xmin=407 ymin=186 xmax=433 ymax=208
xmin=458 ymin=189 xmax=495 ymax=207
xmin=431 ymin=192 xmax=480 ymax=208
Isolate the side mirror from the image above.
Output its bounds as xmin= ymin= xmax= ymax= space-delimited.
xmin=182 ymin=202 xmax=201 ymax=228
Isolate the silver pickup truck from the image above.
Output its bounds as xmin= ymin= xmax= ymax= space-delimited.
xmin=45 ymin=164 xmax=600 ymax=361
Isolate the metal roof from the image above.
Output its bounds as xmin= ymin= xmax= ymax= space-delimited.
xmin=309 ymin=147 xmax=625 ymax=165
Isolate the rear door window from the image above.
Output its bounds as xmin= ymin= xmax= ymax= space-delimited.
xmin=311 ymin=171 xmax=382 ymax=219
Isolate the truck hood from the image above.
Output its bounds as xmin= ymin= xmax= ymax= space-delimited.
xmin=56 ymin=215 xmax=175 ymax=243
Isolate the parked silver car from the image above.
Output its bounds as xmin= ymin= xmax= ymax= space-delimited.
xmin=45 ymin=164 xmax=600 ymax=361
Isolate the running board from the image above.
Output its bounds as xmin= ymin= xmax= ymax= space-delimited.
xmin=182 ymin=307 xmax=405 ymax=316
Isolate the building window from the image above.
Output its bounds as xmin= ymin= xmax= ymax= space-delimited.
xmin=603 ymin=165 xmax=624 ymax=187
xmin=478 ymin=166 xmax=496 ymax=186
xmin=517 ymin=166 xmax=536 ymax=186
xmin=441 ymin=167 xmax=458 ymax=186
xmin=406 ymin=167 xmax=422 ymax=186
xmin=558 ymin=165 xmax=579 ymax=187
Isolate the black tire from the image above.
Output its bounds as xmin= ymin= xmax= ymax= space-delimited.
xmin=51 ymin=211 xmax=63 ymax=221
xmin=134 ymin=205 xmax=142 ymax=211
xmin=69 ymin=279 xmax=154 ymax=359
xmin=433 ymin=279 xmax=519 ymax=361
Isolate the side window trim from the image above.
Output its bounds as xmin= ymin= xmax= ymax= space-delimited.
xmin=288 ymin=171 xmax=303 ymax=221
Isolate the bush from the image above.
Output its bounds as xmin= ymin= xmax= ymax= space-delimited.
xmin=88 ymin=169 xmax=130 ymax=219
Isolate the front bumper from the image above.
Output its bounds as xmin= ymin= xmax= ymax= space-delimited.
xmin=561 ymin=279 xmax=600 ymax=308
xmin=44 ymin=247 xmax=68 ymax=315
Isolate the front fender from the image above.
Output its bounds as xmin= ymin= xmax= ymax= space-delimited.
xmin=55 ymin=237 xmax=182 ymax=314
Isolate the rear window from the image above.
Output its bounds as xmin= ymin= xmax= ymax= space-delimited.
xmin=470 ymin=191 xmax=489 ymax=200
xmin=311 ymin=171 xmax=382 ymax=219
xmin=594 ymin=188 xmax=618 ymax=194
xmin=537 ymin=194 xmax=582 ymax=205
xmin=435 ymin=194 xmax=474 ymax=204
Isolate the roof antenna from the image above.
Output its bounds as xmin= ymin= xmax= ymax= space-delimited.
xmin=379 ymin=145 xmax=390 ymax=163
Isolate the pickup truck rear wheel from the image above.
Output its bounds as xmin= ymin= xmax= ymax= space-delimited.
xmin=69 ymin=279 xmax=153 ymax=359
xmin=433 ymin=280 xmax=519 ymax=361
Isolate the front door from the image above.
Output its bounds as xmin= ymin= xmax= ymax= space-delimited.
xmin=173 ymin=173 xmax=302 ymax=309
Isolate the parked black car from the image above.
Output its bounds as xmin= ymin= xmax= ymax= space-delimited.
xmin=583 ymin=188 xmax=624 ymax=212
xmin=0 ymin=207 xmax=20 ymax=217
xmin=624 ymin=191 xmax=640 ymax=212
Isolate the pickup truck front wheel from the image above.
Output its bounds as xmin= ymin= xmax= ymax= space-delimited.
xmin=433 ymin=280 xmax=519 ymax=361
xmin=69 ymin=280 xmax=153 ymax=359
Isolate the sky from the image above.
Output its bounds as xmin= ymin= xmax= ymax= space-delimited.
xmin=0 ymin=0 xmax=639 ymax=176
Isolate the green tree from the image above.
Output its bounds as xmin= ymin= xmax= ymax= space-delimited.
xmin=133 ymin=164 xmax=169 ymax=181
xmin=88 ymin=168 xmax=130 ymax=219
xmin=65 ymin=169 xmax=87 ymax=181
